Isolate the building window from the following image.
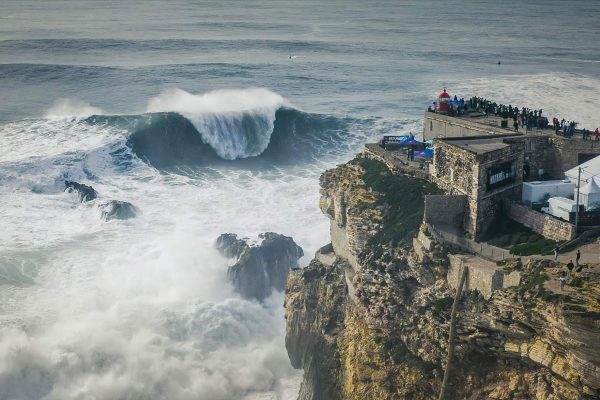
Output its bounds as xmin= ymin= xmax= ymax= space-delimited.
xmin=487 ymin=161 xmax=517 ymax=190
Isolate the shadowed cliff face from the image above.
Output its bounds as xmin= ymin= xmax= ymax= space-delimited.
xmin=286 ymin=259 xmax=347 ymax=400
xmin=285 ymin=155 xmax=600 ymax=400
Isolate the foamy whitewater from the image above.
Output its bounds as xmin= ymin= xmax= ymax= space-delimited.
xmin=0 ymin=1 xmax=599 ymax=399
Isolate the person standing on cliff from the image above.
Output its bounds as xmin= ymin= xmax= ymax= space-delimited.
xmin=566 ymin=260 xmax=574 ymax=280
xmin=576 ymin=249 xmax=581 ymax=269
xmin=559 ymin=270 xmax=566 ymax=291
xmin=554 ymin=245 xmax=560 ymax=261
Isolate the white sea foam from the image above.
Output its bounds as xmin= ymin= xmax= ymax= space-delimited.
xmin=0 ymin=167 xmax=322 ymax=399
xmin=0 ymin=119 xmax=120 ymax=163
xmin=44 ymin=98 xmax=104 ymax=119
xmin=147 ymin=88 xmax=287 ymax=160
xmin=0 ymin=109 xmax=331 ymax=399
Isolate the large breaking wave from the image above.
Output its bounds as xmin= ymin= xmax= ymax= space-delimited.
xmin=124 ymin=108 xmax=351 ymax=167
xmin=83 ymin=88 xmax=357 ymax=169
xmin=145 ymin=88 xmax=283 ymax=160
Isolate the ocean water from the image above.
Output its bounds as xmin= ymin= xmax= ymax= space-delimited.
xmin=0 ymin=1 xmax=599 ymax=399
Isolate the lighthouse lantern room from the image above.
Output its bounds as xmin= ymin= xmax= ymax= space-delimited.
xmin=436 ymin=88 xmax=451 ymax=114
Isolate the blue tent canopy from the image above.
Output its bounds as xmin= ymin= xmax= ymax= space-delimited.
xmin=414 ymin=148 xmax=434 ymax=158
xmin=400 ymin=136 xmax=424 ymax=146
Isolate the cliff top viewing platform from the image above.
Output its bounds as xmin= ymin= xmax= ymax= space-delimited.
xmin=425 ymin=91 xmax=596 ymax=142
xmin=443 ymin=134 xmax=523 ymax=154
xmin=440 ymin=111 xmax=554 ymax=132
xmin=423 ymin=110 xmax=591 ymax=142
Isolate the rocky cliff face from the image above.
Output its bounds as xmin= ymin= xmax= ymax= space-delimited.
xmin=285 ymin=154 xmax=600 ymax=400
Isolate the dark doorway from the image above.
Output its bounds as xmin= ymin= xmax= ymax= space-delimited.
xmin=523 ymin=163 xmax=531 ymax=180
xmin=578 ymin=153 xmax=600 ymax=164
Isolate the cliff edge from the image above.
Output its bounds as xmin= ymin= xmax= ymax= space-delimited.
xmin=285 ymin=154 xmax=600 ymax=400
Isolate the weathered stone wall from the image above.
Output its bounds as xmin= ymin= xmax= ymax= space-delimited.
xmin=433 ymin=138 xmax=524 ymax=240
xmin=521 ymin=136 xmax=557 ymax=179
xmin=423 ymin=112 xmax=513 ymax=140
xmin=518 ymin=136 xmax=600 ymax=180
xmin=447 ymin=254 xmax=521 ymax=299
xmin=424 ymin=195 xmax=467 ymax=229
xmin=432 ymin=140 xmax=476 ymax=196
xmin=551 ymin=137 xmax=600 ymax=177
xmin=508 ymin=202 xmax=576 ymax=242
xmin=471 ymin=141 xmax=524 ymax=240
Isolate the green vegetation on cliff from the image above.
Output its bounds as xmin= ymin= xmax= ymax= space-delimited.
xmin=485 ymin=213 xmax=559 ymax=256
xmin=355 ymin=157 xmax=442 ymax=247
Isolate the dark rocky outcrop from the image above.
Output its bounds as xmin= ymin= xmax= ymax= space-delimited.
xmin=216 ymin=232 xmax=303 ymax=301
xmin=64 ymin=181 xmax=137 ymax=221
xmin=99 ymin=200 xmax=137 ymax=221
xmin=215 ymin=233 xmax=249 ymax=259
xmin=65 ymin=180 xmax=98 ymax=202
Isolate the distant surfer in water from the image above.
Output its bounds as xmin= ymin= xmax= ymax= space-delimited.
xmin=497 ymin=60 xmax=501 ymax=65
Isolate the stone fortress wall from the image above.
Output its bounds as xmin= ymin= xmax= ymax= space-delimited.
xmin=508 ymin=201 xmax=576 ymax=242
xmin=426 ymin=112 xmax=600 ymax=179
xmin=432 ymin=137 xmax=524 ymax=241
xmin=423 ymin=195 xmax=467 ymax=229
xmin=426 ymin=112 xmax=599 ymax=241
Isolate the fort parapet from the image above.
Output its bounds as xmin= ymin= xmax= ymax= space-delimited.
xmin=424 ymin=111 xmax=515 ymax=140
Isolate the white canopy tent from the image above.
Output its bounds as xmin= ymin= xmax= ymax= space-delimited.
xmin=565 ymin=155 xmax=600 ymax=184
xmin=576 ymin=177 xmax=600 ymax=210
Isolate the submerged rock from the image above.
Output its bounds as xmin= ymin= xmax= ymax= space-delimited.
xmin=65 ymin=180 xmax=98 ymax=202
xmin=99 ymin=200 xmax=137 ymax=221
xmin=216 ymin=232 xmax=304 ymax=301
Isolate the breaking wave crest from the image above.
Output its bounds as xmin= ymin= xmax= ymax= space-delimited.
xmin=123 ymin=108 xmax=350 ymax=168
xmin=82 ymin=88 xmax=355 ymax=169
xmin=146 ymin=88 xmax=284 ymax=160
xmin=45 ymin=98 xmax=104 ymax=119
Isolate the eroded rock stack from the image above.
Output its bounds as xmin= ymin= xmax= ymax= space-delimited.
xmin=217 ymin=232 xmax=303 ymax=301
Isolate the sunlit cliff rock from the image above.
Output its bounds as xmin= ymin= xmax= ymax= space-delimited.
xmin=284 ymin=154 xmax=600 ymax=400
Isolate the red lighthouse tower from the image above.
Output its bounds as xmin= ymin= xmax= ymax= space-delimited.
xmin=436 ymin=88 xmax=451 ymax=114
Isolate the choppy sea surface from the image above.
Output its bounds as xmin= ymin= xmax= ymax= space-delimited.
xmin=0 ymin=1 xmax=599 ymax=399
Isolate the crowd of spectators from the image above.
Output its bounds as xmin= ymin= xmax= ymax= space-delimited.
xmin=467 ymin=96 xmax=549 ymax=131
xmin=428 ymin=95 xmax=599 ymax=140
